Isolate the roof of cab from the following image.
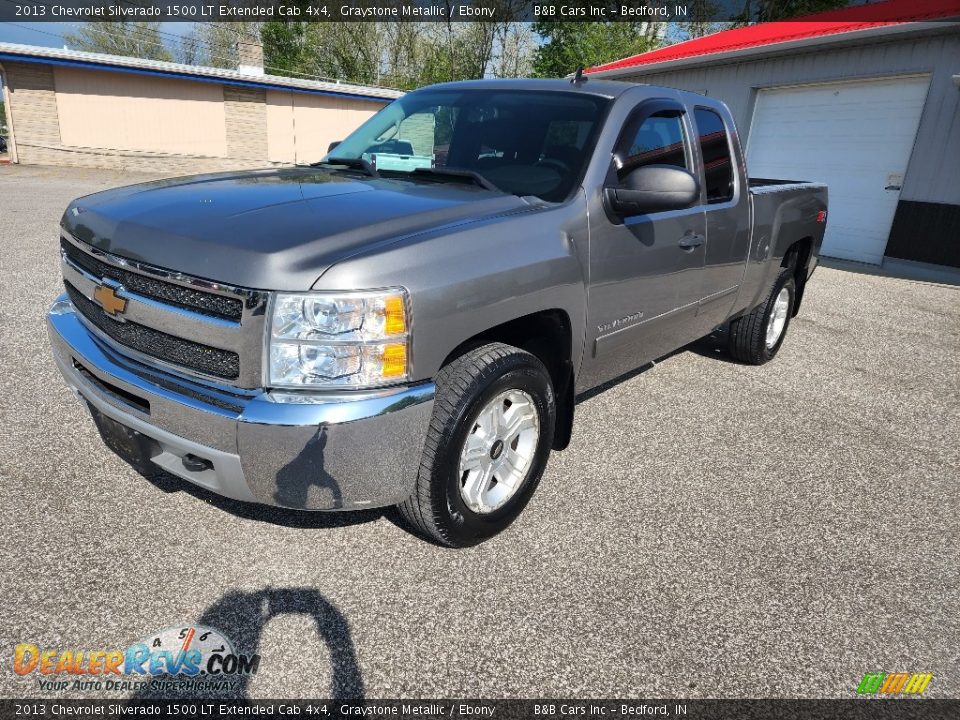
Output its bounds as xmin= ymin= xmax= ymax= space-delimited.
xmin=413 ymin=78 xmax=731 ymax=113
xmin=413 ymin=77 xmax=644 ymax=99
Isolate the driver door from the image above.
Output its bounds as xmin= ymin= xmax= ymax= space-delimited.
xmin=584 ymin=100 xmax=707 ymax=387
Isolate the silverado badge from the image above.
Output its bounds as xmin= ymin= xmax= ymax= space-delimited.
xmin=93 ymin=283 xmax=128 ymax=318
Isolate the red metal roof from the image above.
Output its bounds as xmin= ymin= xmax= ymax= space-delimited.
xmin=587 ymin=0 xmax=960 ymax=74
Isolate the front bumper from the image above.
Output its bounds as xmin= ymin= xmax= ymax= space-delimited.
xmin=47 ymin=294 xmax=435 ymax=511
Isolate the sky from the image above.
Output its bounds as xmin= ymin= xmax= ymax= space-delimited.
xmin=0 ymin=21 xmax=194 ymax=49
xmin=0 ymin=20 xmax=682 ymax=51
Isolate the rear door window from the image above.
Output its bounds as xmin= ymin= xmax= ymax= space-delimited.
xmin=694 ymin=108 xmax=735 ymax=203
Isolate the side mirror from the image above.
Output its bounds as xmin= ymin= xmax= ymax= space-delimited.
xmin=605 ymin=165 xmax=699 ymax=216
xmin=328 ymin=141 xmax=342 ymax=153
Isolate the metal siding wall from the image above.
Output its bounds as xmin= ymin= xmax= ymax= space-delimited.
xmin=265 ymin=89 xmax=295 ymax=164
xmin=265 ymin=90 xmax=386 ymax=164
xmin=2 ymin=59 xmax=390 ymax=174
xmin=224 ymin=86 xmax=267 ymax=161
xmin=55 ymin=66 xmax=229 ymax=157
xmin=2 ymin=61 xmax=62 ymax=165
xmin=617 ymin=31 xmax=960 ymax=205
xmin=290 ymin=94 xmax=380 ymax=165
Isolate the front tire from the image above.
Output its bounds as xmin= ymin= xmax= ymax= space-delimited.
xmin=398 ymin=343 xmax=556 ymax=547
xmin=728 ymin=268 xmax=796 ymax=365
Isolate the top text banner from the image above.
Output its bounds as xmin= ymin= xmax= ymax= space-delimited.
xmin=3 ymin=0 xmax=926 ymax=24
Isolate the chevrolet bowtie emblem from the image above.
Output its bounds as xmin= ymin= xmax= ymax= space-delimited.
xmin=93 ymin=283 xmax=128 ymax=317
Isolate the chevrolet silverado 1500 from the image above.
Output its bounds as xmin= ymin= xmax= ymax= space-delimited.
xmin=48 ymin=79 xmax=827 ymax=546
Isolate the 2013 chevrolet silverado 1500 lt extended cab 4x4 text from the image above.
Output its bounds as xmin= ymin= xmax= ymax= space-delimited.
xmin=48 ymin=79 xmax=827 ymax=546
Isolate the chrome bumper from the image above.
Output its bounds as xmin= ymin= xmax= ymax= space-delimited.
xmin=47 ymin=294 xmax=435 ymax=511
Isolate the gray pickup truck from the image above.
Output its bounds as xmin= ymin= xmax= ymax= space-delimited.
xmin=48 ymin=78 xmax=827 ymax=546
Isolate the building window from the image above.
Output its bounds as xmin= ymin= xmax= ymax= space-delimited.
xmin=694 ymin=108 xmax=734 ymax=203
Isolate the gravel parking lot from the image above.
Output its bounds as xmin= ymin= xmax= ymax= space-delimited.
xmin=1 ymin=165 xmax=957 ymax=699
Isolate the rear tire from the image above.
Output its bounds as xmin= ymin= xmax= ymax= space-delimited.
xmin=398 ymin=343 xmax=556 ymax=547
xmin=728 ymin=268 xmax=796 ymax=365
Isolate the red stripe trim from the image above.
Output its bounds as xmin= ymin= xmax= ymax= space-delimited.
xmin=587 ymin=0 xmax=960 ymax=74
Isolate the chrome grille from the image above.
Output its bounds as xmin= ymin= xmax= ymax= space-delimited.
xmin=60 ymin=233 xmax=268 ymax=388
xmin=61 ymin=238 xmax=243 ymax=321
xmin=65 ymin=282 xmax=241 ymax=379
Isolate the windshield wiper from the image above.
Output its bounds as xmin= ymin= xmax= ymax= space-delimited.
xmin=411 ymin=167 xmax=501 ymax=192
xmin=313 ymin=156 xmax=379 ymax=178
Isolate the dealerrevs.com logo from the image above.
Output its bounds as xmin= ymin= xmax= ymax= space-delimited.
xmin=857 ymin=672 xmax=933 ymax=696
xmin=13 ymin=625 xmax=260 ymax=693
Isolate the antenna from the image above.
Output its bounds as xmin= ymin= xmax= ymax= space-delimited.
xmin=571 ymin=66 xmax=587 ymax=85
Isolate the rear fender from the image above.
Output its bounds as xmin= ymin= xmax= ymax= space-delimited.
xmin=742 ymin=187 xmax=826 ymax=313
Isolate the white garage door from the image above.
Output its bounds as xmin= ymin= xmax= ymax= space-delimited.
xmin=746 ymin=76 xmax=929 ymax=264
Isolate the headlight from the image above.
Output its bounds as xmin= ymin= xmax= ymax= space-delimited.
xmin=267 ymin=289 xmax=410 ymax=388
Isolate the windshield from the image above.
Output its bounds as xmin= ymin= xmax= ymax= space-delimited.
xmin=324 ymin=89 xmax=609 ymax=202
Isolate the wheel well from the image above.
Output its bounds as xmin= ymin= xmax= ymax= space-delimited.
xmin=782 ymin=237 xmax=813 ymax=316
xmin=441 ymin=310 xmax=575 ymax=451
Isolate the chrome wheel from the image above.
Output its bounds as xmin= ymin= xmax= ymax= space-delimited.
xmin=766 ymin=288 xmax=790 ymax=349
xmin=458 ymin=389 xmax=540 ymax=514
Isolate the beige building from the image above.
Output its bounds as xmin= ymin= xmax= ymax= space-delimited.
xmin=0 ymin=42 xmax=402 ymax=174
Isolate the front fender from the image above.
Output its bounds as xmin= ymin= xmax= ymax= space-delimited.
xmin=316 ymin=201 xmax=589 ymax=382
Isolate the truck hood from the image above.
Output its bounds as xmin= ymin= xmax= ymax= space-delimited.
xmin=61 ymin=167 xmax=532 ymax=290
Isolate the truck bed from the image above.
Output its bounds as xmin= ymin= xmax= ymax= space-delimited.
xmin=737 ymin=178 xmax=828 ymax=319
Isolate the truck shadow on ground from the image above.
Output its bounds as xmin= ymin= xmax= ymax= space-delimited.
xmin=141 ymin=468 xmax=384 ymax=530
xmin=684 ymin=327 xmax=741 ymax=365
xmin=138 ymin=335 xmax=730 ymax=534
xmin=129 ymin=587 xmax=365 ymax=701
xmin=575 ymin=331 xmax=740 ymax=405
xmin=574 ymin=341 xmax=718 ymax=404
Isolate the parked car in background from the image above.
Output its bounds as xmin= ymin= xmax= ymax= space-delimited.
xmin=48 ymin=79 xmax=827 ymax=546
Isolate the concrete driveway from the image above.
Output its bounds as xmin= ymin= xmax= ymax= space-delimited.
xmin=1 ymin=165 xmax=957 ymax=699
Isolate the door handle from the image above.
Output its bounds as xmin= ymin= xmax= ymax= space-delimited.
xmin=678 ymin=233 xmax=705 ymax=251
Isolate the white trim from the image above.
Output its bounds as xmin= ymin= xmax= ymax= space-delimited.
xmin=0 ymin=42 xmax=404 ymax=101
xmin=237 ymin=64 xmax=265 ymax=77
xmin=0 ymin=61 xmax=19 ymax=163
xmin=588 ymin=22 xmax=959 ymax=79
xmin=748 ymin=69 xmax=935 ymax=93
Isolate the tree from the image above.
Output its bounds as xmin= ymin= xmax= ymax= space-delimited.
xmin=730 ymin=0 xmax=849 ymax=24
xmin=491 ymin=23 xmax=536 ymax=78
xmin=414 ymin=23 xmax=498 ymax=86
xmin=757 ymin=0 xmax=851 ymax=20
xmin=310 ymin=23 xmax=384 ymax=85
xmin=532 ymin=22 xmax=665 ymax=78
xmin=261 ymin=18 xmax=536 ymax=90
xmin=261 ymin=22 xmax=381 ymax=83
xmin=260 ymin=20 xmax=316 ymax=78
xmin=64 ymin=22 xmax=173 ymax=62
xmin=176 ymin=23 xmax=261 ymax=69
xmin=258 ymin=0 xmax=535 ymax=88
xmin=379 ymin=22 xmax=424 ymax=87
xmin=676 ymin=0 xmax=727 ymax=40
xmin=404 ymin=0 xmax=532 ymax=86
xmin=0 ymin=100 xmax=6 ymax=131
